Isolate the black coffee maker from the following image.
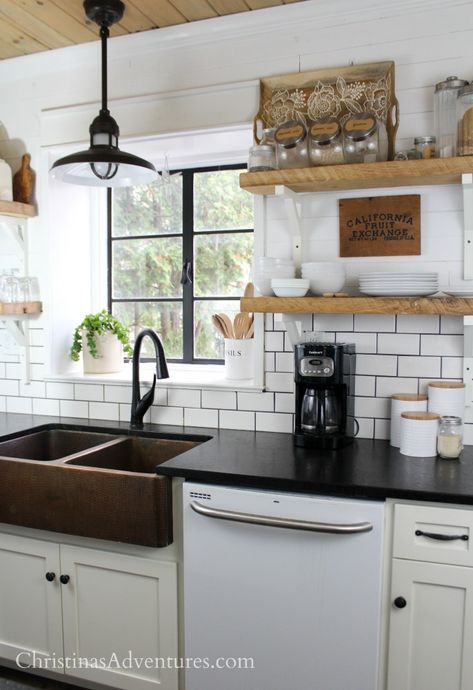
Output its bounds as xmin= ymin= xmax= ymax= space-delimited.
xmin=294 ymin=342 xmax=356 ymax=449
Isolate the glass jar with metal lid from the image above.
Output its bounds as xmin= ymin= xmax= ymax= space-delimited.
xmin=434 ymin=76 xmax=468 ymax=157
xmin=342 ymin=113 xmax=380 ymax=164
xmin=248 ymin=143 xmax=276 ymax=172
xmin=457 ymin=84 xmax=473 ymax=156
xmin=308 ymin=118 xmax=344 ymax=166
xmin=414 ymin=136 xmax=436 ymax=159
xmin=274 ymin=120 xmax=309 ymax=169
xmin=437 ymin=416 xmax=463 ymax=459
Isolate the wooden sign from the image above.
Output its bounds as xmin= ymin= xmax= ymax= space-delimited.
xmin=339 ymin=195 xmax=420 ymax=257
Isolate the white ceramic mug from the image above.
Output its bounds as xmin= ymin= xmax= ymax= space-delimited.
xmin=224 ymin=338 xmax=254 ymax=380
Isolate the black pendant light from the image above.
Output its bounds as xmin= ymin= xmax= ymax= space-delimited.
xmin=50 ymin=0 xmax=157 ymax=187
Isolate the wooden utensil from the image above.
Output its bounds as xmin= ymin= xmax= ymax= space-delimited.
xmin=212 ymin=314 xmax=227 ymax=338
xmin=234 ymin=312 xmax=253 ymax=339
xmin=217 ymin=313 xmax=234 ymax=339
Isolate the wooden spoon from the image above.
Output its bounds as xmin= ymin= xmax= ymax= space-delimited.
xmin=234 ymin=312 xmax=252 ymax=339
xmin=217 ymin=313 xmax=234 ymax=339
xmin=212 ymin=314 xmax=227 ymax=338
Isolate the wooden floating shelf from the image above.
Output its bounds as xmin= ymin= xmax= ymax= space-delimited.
xmin=0 ymin=200 xmax=37 ymax=219
xmin=0 ymin=302 xmax=42 ymax=317
xmin=240 ymin=296 xmax=473 ymax=316
xmin=240 ymin=156 xmax=473 ymax=195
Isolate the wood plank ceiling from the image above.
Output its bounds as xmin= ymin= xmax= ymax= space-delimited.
xmin=0 ymin=0 xmax=305 ymax=60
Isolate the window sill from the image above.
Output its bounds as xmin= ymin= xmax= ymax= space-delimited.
xmin=47 ymin=362 xmax=264 ymax=392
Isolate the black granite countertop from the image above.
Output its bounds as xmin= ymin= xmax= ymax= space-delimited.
xmin=0 ymin=413 xmax=472 ymax=505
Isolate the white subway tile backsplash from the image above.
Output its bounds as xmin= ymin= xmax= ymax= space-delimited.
xmin=60 ymin=400 xmax=89 ymax=419
xmin=265 ymin=314 xmax=273 ymax=330
xmin=29 ymin=330 xmax=45 ymax=346
xmin=104 ymin=385 xmax=133 ymax=404
xmin=151 ymin=406 xmax=183 ymax=426
xmin=32 ymin=398 xmax=60 ymax=416
xmin=74 ymin=383 xmax=104 ymax=402
xmin=202 ymin=390 xmax=236 ymax=410
xmin=336 ymin=332 xmax=376 ymax=353
xmin=265 ymin=372 xmax=294 ymax=393
xmin=185 ymin=407 xmax=219 ymax=428
xmin=6 ymin=397 xmax=32 ymax=414
xmin=354 ymin=376 xmax=375 ymax=397
xmin=356 ymin=354 xmax=397 ymax=377
xmin=89 ymin=402 xmax=119 ymax=421
xmin=275 ymin=352 xmax=294 ymax=372
xmin=265 ymin=352 xmax=275 ymax=372
xmin=442 ymin=357 xmax=463 ymax=379
xmin=19 ymin=381 xmax=46 ymax=398
xmin=378 ymin=333 xmax=420 ymax=356
xmin=374 ymin=419 xmax=390 ymax=440
xmin=398 ymin=356 xmax=441 ymax=378
xmin=356 ymin=417 xmax=374 ymax=439
xmin=168 ymin=388 xmax=200 ymax=408
xmin=313 ymin=314 xmax=353 ymax=331
xmin=355 ymin=397 xmax=390 ymax=419
xmin=4 ymin=363 xmax=21 ymax=379
xmin=119 ymin=403 xmax=131 ymax=422
xmin=275 ymin=393 xmax=295 ymax=413
xmin=397 ymin=315 xmax=439 ymax=333
xmin=238 ymin=392 xmax=274 ymax=412
xmin=0 ymin=379 xmax=19 ymax=396
xmin=256 ymin=412 xmax=293 ymax=433
xmin=354 ymin=314 xmax=395 ymax=332
xmin=421 ymin=334 xmax=463 ymax=357
xmin=441 ymin=316 xmax=463 ymax=334
xmin=47 ymin=382 xmax=74 ymax=400
xmin=265 ymin=331 xmax=284 ymax=352
xmin=376 ymin=377 xmax=418 ymax=398
xmin=220 ymin=410 xmax=255 ymax=431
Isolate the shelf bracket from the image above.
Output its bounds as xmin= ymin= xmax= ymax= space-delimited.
xmin=464 ymin=317 xmax=473 ymax=408
xmin=275 ymin=185 xmax=303 ymax=270
xmin=0 ymin=217 xmax=26 ymax=254
xmin=462 ymin=174 xmax=473 ymax=280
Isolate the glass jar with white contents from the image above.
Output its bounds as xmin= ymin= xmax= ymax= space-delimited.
xmin=343 ymin=112 xmax=379 ymax=164
xmin=437 ymin=416 xmax=463 ymax=459
xmin=274 ymin=121 xmax=309 ymax=169
xmin=309 ymin=118 xmax=344 ymax=166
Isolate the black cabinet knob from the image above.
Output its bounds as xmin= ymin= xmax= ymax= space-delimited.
xmin=59 ymin=574 xmax=70 ymax=585
xmin=394 ymin=596 xmax=407 ymax=609
xmin=45 ymin=572 xmax=56 ymax=582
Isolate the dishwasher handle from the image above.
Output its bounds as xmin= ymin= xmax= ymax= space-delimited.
xmin=190 ymin=501 xmax=373 ymax=534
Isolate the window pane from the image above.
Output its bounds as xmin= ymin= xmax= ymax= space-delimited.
xmin=113 ymin=176 xmax=182 ymax=237
xmin=194 ymin=232 xmax=253 ymax=297
xmin=194 ymin=170 xmax=253 ymax=232
xmin=112 ymin=237 xmax=182 ymax=299
xmin=194 ymin=300 xmax=241 ymax=360
xmin=113 ymin=301 xmax=183 ymax=360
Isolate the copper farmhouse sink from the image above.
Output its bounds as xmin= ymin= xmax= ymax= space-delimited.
xmin=0 ymin=424 xmax=210 ymax=547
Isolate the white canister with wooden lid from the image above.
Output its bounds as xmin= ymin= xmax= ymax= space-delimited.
xmin=427 ymin=381 xmax=465 ymax=420
xmin=390 ymin=394 xmax=428 ymax=448
xmin=400 ymin=412 xmax=441 ymax=457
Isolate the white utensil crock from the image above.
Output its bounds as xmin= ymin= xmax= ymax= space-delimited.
xmin=224 ymin=338 xmax=254 ymax=380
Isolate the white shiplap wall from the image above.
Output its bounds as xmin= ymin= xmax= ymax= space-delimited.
xmin=0 ymin=0 xmax=471 ymax=439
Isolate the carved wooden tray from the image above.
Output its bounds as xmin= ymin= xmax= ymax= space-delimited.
xmin=253 ymin=61 xmax=399 ymax=160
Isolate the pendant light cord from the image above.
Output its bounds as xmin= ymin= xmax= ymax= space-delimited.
xmin=100 ymin=24 xmax=110 ymax=115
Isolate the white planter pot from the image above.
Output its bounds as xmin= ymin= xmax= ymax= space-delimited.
xmin=82 ymin=331 xmax=124 ymax=374
xmin=224 ymin=338 xmax=254 ymax=380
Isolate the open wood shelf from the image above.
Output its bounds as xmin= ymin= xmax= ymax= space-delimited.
xmin=0 ymin=200 xmax=37 ymax=219
xmin=240 ymin=156 xmax=473 ymax=195
xmin=240 ymin=296 xmax=473 ymax=315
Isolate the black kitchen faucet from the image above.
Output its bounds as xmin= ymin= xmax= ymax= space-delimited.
xmin=130 ymin=328 xmax=169 ymax=428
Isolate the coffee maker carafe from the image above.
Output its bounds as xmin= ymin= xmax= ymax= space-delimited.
xmin=294 ymin=342 xmax=356 ymax=449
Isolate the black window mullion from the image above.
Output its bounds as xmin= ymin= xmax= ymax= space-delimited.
xmin=107 ymin=188 xmax=112 ymax=312
xmin=182 ymin=170 xmax=194 ymax=363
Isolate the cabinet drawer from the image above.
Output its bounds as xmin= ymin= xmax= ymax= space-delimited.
xmin=393 ymin=503 xmax=473 ymax=567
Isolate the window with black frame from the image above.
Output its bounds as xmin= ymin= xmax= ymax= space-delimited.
xmin=108 ymin=165 xmax=254 ymax=363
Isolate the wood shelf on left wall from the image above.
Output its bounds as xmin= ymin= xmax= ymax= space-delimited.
xmin=0 ymin=200 xmax=37 ymax=219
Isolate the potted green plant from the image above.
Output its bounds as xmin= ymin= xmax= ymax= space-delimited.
xmin=70 ymin=310 xmax=133 ymax=374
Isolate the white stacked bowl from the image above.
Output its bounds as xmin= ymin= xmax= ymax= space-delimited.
xmin=428 ymin=382 xmax=466 ymax=420
xmin=400 ymin=412 xmax=440 ymax=457
xmin=301 ymin=262 xmax=346 ymax=295
xmin=253 ymin=258 xmax=295 ymax=296
xmin=390 ymin=394 xmax=428 ymax=448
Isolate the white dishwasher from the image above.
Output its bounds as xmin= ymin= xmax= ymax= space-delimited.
xmin=183 ymin=482 xmax=385 ymax=690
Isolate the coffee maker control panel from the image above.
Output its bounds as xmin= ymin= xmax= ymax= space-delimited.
xmin=299 ymin=356 xmax=334 ymax=377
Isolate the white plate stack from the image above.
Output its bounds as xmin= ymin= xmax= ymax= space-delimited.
xmin=390 ymin=394 xmax=428 ymax=447
xmin=358 ymin=272 xmax=439 ymax=296
xmin=428 ymin=382 xmax=466 ymax=419
xmin=400 ymin=412 xmax=440 ymax=457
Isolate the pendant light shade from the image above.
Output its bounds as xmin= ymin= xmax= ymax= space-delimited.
xmin=50 ymin=0 xmax=157 ymax=188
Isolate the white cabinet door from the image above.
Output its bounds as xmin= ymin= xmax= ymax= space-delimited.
xmin=0 ymin=532 xmax=63 ymax=665
xmin=387 ymin=558 xmax=473 ymax=690
xmin=60 ymin=545 xmax=178 ymax=690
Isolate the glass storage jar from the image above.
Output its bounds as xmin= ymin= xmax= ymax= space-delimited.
xmin=414 ymin=136 xmax=436 ymax=159
xmin=248 ymin=144 xmax=276 ymax=172
xmin=308 ymin=118 xmax=344 ymax=166
xmin=437 ymin=416 xmax=463 ymax=459
xmin=343 ymin=113 xmax=379 ymax=163
xmin=274 ymin=121 xmax=309 ymax=169
xmin=434 ymin=76 xmax=468 ymax=158
xmin=457 ymin=85 xmax=473 ymax=156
